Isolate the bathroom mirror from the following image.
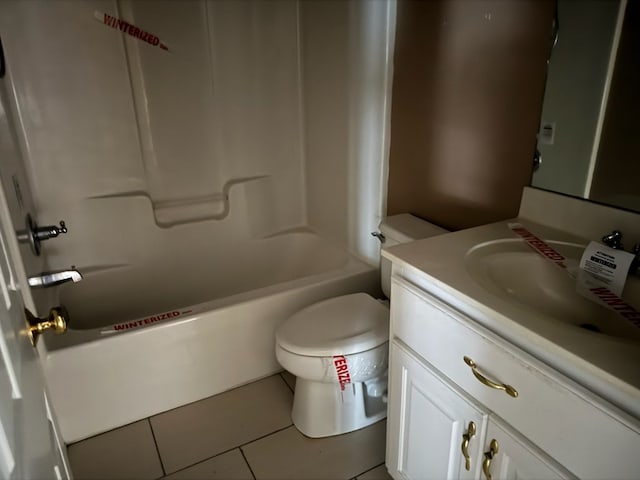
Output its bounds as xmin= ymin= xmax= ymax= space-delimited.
xmin=531 ymin=0 xmax=639 ymax=213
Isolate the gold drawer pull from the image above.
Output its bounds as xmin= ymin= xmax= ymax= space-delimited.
xmin=463 ymin=356 xmax=518 ymax=398
xmin=460 ymin=421 xmax=476 ymax=471
xmin=482 ymin=439 xmax=499 ymax=480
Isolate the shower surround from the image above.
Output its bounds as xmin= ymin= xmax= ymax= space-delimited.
xmin=0 ymin=0 xmax=395 ymax=441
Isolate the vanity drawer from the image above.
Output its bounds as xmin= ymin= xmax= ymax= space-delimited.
xmin=390 ymin=276 xmax=640 ymax=480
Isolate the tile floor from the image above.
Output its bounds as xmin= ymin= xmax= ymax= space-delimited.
xmin=67 ymin=372 xmax=392 ymax=480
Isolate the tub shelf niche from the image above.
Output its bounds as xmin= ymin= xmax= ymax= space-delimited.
xmin=88 ymin=175 xmax=269 ymax=228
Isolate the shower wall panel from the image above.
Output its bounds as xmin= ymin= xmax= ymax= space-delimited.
xmin=300 ymin=0 xmax=393 ymax=265
xmin=1 ymin=1 xmax=145 ymax=206
xmin=0 ymin=0 xmax=305 ymax=267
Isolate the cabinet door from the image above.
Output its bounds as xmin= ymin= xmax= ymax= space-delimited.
xmin=387 ymin=341 xmax=488 ymax=480
xmin=480 ymin=419 xmax=574 ymax=480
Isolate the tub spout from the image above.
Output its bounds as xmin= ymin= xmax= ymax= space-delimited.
xmin=28 ymin=269 xmax=83 ymax=288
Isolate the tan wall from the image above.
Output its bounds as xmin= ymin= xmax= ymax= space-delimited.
xmin=387 ymin=0 xmax=554 ymax=230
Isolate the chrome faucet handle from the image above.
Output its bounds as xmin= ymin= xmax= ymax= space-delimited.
xmin=28 ymin=269 xmax=82 ymax=288
xmin=602 ymin=230 xmax=623 ymax=249
xmin=371 ymin=231 xmax=386 ymax=243
xmin=17 ymin=214 xmax=69 ymax=256
xmin=33 ymin=221 xmax=67 ymax=241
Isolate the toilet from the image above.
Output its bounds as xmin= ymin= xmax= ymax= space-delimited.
xmin=275 ymin=214 xmax=447 ymax=438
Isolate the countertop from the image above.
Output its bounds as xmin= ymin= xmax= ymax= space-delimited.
xmin=383 ymin=218 xmax=640 ymax=419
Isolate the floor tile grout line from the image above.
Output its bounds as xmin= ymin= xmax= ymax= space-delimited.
xmin=147 ymin=418 xmax=167 ymax=477
xmin=354 ymin=461 xmax=388 ymax=479
xmin=148 ymin=374 xmax=287 ymax=421
xmin=162 ymin=419 xmax=383 ymax=477
xmin=278 ymin=371 xmax=295 ymax=394
xmin=159 ymin=447 xmax=253 ymax=479
xmin=158 ymin=424 xmax=294 ymax=477
xmin=238 ymin=423 xmax=294 ymax=449
xmin=159 ymin=450 xmax=236 ymax=478
xmin=239 ymin=447 xmax=257 ymax=480
xmin=68 ymin=376 xmax=289 ymax=451
xmin=68 ymin=368 xmax=387 ymax=480
xmin=66 ymin=418 xmax=148 ymax=447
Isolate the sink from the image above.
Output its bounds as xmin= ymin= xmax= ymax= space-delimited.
xmin=465 ymin=239 xmax=640 ymax=341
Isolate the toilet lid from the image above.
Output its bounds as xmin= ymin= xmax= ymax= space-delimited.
xmin=276 ymin=293 xmax=389 ymax=357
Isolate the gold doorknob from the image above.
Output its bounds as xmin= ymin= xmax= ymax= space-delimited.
xmin=25 ymin=306 xmax=69 ymax=346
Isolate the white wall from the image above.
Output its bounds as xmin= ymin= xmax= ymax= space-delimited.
xmin=301 ymin=0 xmax=394 ymax=265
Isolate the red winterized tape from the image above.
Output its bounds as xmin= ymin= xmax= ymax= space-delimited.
xmin=94 ymin=11 xmax=170 ymax=52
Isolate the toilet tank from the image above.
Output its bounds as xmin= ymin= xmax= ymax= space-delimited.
xmin=379 ymin=214 xmax=448 ymax=298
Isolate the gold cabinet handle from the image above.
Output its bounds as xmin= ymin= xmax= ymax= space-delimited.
xmin=460 ymin=421 xmax=476 ymax=471
xmin=463 ymin=356 xmax=518 ymax=398
xmin=25 ymin=306 xmax=69 ymax=346
xmin=482 ymin=439 xmax=499 ymax=480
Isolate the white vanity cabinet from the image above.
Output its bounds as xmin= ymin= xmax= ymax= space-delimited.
xmin=386 ymin=274 xmax=640 ymax=480
xmin=481 ymin=418 xmax=569 ymax=480
xmin=387 ymin=342 xmax=488 ymax=480
xmin=387 ymin=342 xmax=571 ymax=480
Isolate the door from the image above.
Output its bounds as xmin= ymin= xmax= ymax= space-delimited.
xmin=0 ymin=64 xmax=71 ymax=477
xmin=386 ymin=341 xmax=489 ymax=480
xmin=0 ymin=180 xmax=70 ymax=479
xmin=480 ymin=419 xmax=574 ymax=480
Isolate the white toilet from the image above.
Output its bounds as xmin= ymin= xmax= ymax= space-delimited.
xmin=275 ymin=214 xmax=447 ymax=438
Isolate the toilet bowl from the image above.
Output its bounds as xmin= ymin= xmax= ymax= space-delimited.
xmin=275 ymin=214 xmax=447 ymax=438
xmin=276 ymin=293 xmax=389 ymax=437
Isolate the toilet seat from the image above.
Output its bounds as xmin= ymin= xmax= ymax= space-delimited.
xmin=276 ymin=293 xmax=389 ymax=357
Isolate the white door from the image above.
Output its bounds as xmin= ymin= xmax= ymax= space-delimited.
xmin=386 ymin=341 xmax=489 ymax=480
xmin=0 ymin=66 xmax=71 ymax=477
xmin=480 ymin=419 xmax=574 ymax=480
xmin=0 ymin=184 xmax=70 ymax=479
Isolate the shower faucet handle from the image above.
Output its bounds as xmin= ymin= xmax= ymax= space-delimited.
xmin=33 ymin=220 xmax=67 ymax=241
xmin=17 ymin=214 xmax=69 ymax=256
xmin=371 ymin=231 xmax=386 ymax=243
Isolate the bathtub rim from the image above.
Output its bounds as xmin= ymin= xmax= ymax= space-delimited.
xmin=43 ymin=255 xmax=378 ymax=351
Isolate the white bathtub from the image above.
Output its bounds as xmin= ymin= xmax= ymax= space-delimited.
xmin=41 ymin=231 xmax=380 ymax=443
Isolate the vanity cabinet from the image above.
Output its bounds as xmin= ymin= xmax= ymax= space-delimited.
xmin=481 ymin=419 xmax=569 ymax=480
xmin=387 ymin=342 xmax=488 ymax=480
xmin=387 ymin=342 xmax=571 ymax=480
xmin=386 ymin=274 xmax=640 ymax=480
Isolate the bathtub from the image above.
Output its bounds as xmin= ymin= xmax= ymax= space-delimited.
xmin=40 ymin=230 xmax=380 ymax=443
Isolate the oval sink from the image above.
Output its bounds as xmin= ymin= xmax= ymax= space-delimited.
xmin=465 ymin=239 xmax=640 ymax=341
